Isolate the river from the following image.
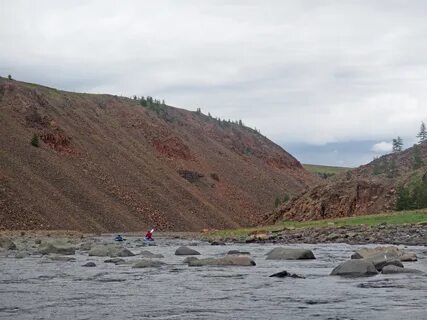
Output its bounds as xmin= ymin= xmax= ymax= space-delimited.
xmin=1 ymin=237 xmax=426 ymax=319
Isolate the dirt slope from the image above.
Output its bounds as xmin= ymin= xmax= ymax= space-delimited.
xmin=265 ymin=141 xmax=427 ymax=224
xmin=0 ymin=78 xmax=316 ymax=232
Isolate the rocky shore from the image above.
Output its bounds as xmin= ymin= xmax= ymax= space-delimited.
xmin=205 ymin=223 xmax=427 ymax=246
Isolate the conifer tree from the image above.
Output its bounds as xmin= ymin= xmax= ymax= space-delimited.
xmin=417 ymin=121 xmax=427 ymax=143
xmin=392 ymin=136 xmax=403 ymax=152
xmin=412 ymin=144 xmax=424 ymax=169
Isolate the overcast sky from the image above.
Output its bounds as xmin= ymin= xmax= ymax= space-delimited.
xmin=2 ymin=0 xmax=427 ymax=167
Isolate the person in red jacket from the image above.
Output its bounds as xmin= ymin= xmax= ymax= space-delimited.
xmin=145 ymin=229 xmax=154 ymax=241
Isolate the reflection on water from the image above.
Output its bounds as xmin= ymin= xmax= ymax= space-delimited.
xmin=1 ymin=239 xmax=426 ymax=320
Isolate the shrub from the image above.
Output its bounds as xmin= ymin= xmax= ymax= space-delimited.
xmin=396 ymin=175 xmax=427 ymax=210
xmin=31 ymin=134 xmax=40 ymax=147
xmin=274 ymin=197 xmax=281 ymax=208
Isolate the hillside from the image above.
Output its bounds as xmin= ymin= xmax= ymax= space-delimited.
xmin=0 ymin=78 xmax=317 ymax=232
xmin=266 ymin=141 xmax=427 ymax=224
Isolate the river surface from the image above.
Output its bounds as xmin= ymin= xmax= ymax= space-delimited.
xmin=1 ymin=237 xmax=426 ymax=320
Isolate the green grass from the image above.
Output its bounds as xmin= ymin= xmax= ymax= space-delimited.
xmin=303 ymin=163 xmax=351 ymax=175
xmin=207 ymin=210 xmax=427 ymax=239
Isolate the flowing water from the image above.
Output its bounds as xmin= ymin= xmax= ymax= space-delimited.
xmin=1 ymin=237 xmax=426 ymax=320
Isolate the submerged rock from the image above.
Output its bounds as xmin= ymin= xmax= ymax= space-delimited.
xmin=104 ymin=258 xmax=126 ymax=265
xmin=132 ymin=260 xmax=165 ymax=268
xmin=227 ymin=250 xmax=250 ymax=255
xmin=139 ymin=250 xmax=164 ymax=258
xmin=15 ymin=252 xmax=30 ymax=259
xmin=269 ymin=270 xmax=305 ymax=279
xmin=82 ymin=262 xmax=96 ymax=267
xmin=210 ymin=241 xmax=226 ymax=246
xmin=175 ymin=246 xmax=200 ymax=256
xmin=0 ymin=237 xmax=17 ymax=250
xmin=381 ymin=265 xmax=423 ymax=274
xmin=186 ymin=255 xmax=256 ymax=267
xmin=266 ymin=248 xmax=315 ymax=260
xmin=49 ymin=255 xmax=76 ymax=262
xmin=330 ymin=260 xmax=378 ymax=277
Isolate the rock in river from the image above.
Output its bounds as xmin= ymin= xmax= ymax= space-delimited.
xmin=266 ymin=248 xmax=315 ymax=260
xmin=330 ymin=260 xmax=378 ymax=277
xmin=116 ymin=248 xmax=135 ymax=257
xmin=351 ymin=246 xmax=417 ymax=262
xmin=82 ymin=262 xmax=96 ymax=267
xmin=381 ymin=265 xmax=423 ymax=274
xmin=269 ymin=270 xmax=305 ymax=279
xmin=140 ymin=250 xmax=164 ymax=258
xmin=186 ymin=255 xmax=256 ymax=267
xmin=38 ymin=241 xmax=76 ymax=255
xmin=227 ymin=250 xmax=250 ymax=255
xmin=104 ymin=258 xmax=126 ymax=265
xmin=132 ymin=260 xmax=165 ymax=268
xmin=363 ymin=253 xmax=403 ymax=271
xmin=0 ymin=237 xmax=17 ymax=250
xmin=88 ymin=245 xmax=120 ymax=257
xmin=175 ymin=246 xmax=200 ymax=256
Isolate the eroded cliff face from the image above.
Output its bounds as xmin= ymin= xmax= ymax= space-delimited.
xmin=0 ymin=78 xmax=316 ymax=232
xmin=265 ymin=141 xmax=427 ymax=224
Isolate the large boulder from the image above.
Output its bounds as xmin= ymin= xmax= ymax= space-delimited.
xmin=186 ymin=255 xmax=256 ymax=267
xmin=38 ymin=241 xmax=76 ymax=255
xmin=330 ymin=260 xmax=378 ymax=277
xmin=352 ymin=246 xmax=402 ymax=259
xmin=364 ymin=253 xmax=404 ymax=271
xmin=116 ymin=248 xmax=135 ymax=257
xmin=132 ymin=260 xmax=165 ymax=268
xmin=266 ymin=248 xmax=315 ymax=260
xmin=175 ymin=246 xmax=200 ymax=256
xmin=351 ymin=246 xmax=417 ymax=262
xmin=381 ymin=265 xmax=423 ymax=274
xmin=0 ymin=237 xmax=17 ymax=250
xmin=140 ymin=250 xmax=164 ymax=258
xmin=88 ymin=245 xmax=120 ymax=257
xmin=400 ymin=252 xmax=418 ymax=262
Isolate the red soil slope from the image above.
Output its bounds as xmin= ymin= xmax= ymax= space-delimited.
xmin=0 ymin=78 xmax=316 ymax=232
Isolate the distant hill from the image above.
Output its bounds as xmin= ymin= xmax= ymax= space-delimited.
xmin=0 ymin=77 xmax=317 ymax=232
xmin=303 ymin=164 xmax=350 ymax=179
xmin=265 ymin=142 xmax=427 ymax=224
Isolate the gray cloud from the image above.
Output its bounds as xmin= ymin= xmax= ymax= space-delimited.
xmin=1 ymin=0 xmax=427 ymax=166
